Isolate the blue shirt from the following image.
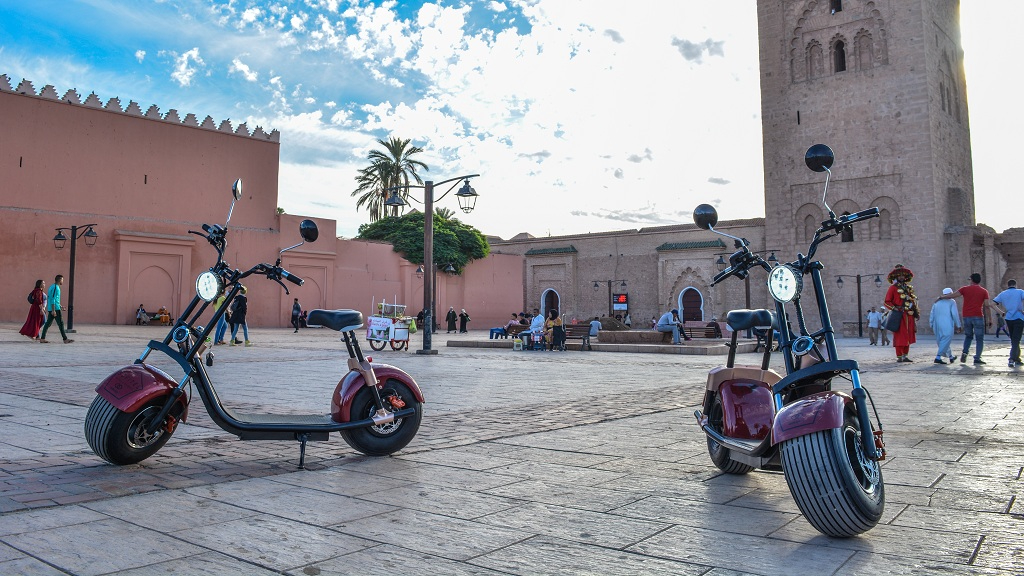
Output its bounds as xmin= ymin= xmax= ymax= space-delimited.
xmin=994 ymin=288 xmax=1024 ymax=322
xmin=46 ymin=284 xmax=61 ymax=312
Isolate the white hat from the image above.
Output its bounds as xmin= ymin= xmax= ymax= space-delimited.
xmin=942 ymin=287 xmax=953 ymax=295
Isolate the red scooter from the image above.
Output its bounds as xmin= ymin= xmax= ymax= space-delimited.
xmin=84 ymin=180 xmax=423 ymax=468
xmin=693 ymin=144 xmax=886 ymax=537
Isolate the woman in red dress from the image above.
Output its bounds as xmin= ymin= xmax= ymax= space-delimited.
xmin=884 ymin=264 xmax=920 ymax=362
xmin=19 ymin=279 xmax=46 ymax=341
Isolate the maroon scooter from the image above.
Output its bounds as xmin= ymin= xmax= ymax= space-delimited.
xmin=84 ymin=179 xmax=423 ymax=468
xmin=693 ymin=144 xmax=886 ymax=537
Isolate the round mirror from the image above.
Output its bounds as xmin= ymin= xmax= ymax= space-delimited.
xmin=232 ymin=179 xmax=243 ymax=200
xmin=693 ymin=204 xmax=719 ymax=230
xmin=299 ymin=219 xmax=319 ymax=243
xmin=804 ymin=144 xmax=834 ymax=172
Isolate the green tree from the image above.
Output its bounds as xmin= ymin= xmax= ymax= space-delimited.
xmin=351 ymin=137 xmax=429 ymax=222
xmin=356 ymin=209 xmax=490 ymax=273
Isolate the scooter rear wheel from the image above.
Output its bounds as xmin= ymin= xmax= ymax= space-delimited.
xmin=340 ymin=379 xmax=422 ymax=456
xmin=781 ymin=411 xmax=884 ymax=537
xmin=84 ymin=396 xmax=174 ymax=465
xmin=706 ymin=393 xmax=755 ymax=474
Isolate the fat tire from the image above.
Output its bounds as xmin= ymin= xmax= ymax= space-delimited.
xmin=340 ymin=379 xmax=422 ymax=456
xmin=84 ymin=395 xmax=173 ymax=465
xmin=781 ymin=412 xmax=884 ymax=537
xmin=389 ymin=340 xmax=407 ymax=351
xmin=368 ymin=339 xmax=387 ymax=351
xmin=706 ymin=393 xmax=755 ymax=474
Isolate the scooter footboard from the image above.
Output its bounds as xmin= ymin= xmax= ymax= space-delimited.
xmin=332 ymin=363 xmax=424 ymax=423
xmin=772 ymin=390 xmax=851 ymax=445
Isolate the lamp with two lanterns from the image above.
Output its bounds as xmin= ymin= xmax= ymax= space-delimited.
xmin=53 ymin=224 xmax=99 ymax=331
xmin=835 ymin=273 xmax=885 ymax=338
xmin=384 ymin=174 xmax=480 ymax=355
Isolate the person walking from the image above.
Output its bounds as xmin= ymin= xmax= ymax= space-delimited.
xmin=883 ymin=264 xmax=919 ymax=362
xmin=879 ymin=305 xmax=891 ymax=345
xmin=458 ymin=308 xmax=471 ymax=333
xmin=993 ymin=279 xmax=1024 ymax=368
xmin=291 ymin=297 xmax=302 ymax=333
xmin=19 ymin=279 xmax=47 ymax=341
xmin=929 ymin=288 xmax=961 ymax=364
xmin=866 ymin=307 xmax=882 ymax=345
xmin=39 ymin=274 xmax=73 ymax=344
xmin=445 ymin=307 xmax=457 ymax=333
xmin=994 ymin=312 xmax=1008 ymax=339
xmin=213 ymin=293 xmax=229 ymax=345
xmin=937 ymin=272 xmax=999 ymax=365
xmin=229 ymin=286 xmax=252 ymax=346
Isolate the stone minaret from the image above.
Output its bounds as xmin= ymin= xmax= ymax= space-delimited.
xmin=756 ymin=0 xmax=977 ymax=332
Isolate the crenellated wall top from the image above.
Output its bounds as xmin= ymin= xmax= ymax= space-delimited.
xmin=0 ymin=73 xmax=280 ymax=143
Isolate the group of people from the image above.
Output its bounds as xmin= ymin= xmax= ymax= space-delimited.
xmin=212 ymin=286 xmax=252 ymax=346
xmin=445 ymin=307 xmax=471 ymax=333
xmin=19 ymin=274 xmax=74 ymax=344
xmin=879 ymin=265 xmax=1023 ymax=368
xmin=488 ymin=308 xmax=567 ymax=350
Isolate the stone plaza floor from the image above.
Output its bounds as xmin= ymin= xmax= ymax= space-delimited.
xmin=0 ymin=323 xmax=1022 ymax=575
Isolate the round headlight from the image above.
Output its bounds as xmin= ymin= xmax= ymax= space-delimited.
xmin=767 ymin=265 xmax=802 ymax=303
xmin=196 ymin=271 xmax=222 ymax=302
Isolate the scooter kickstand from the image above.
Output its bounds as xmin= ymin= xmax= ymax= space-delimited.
xmin=297 ymin=433 xmax=309 ymax=470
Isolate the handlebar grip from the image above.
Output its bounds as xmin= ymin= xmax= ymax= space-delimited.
xmin=712 ymin=267 xmax=733 ymax=285
xmin=280 ymin=269 xmax=303 ymax=286
xmin=850 ymin=207 xmax=879 ymax=221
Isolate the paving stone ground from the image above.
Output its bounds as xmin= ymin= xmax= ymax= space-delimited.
xmin=0 ymin=322 xmax=1022 ymax=575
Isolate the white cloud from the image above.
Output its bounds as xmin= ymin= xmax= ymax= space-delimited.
xmin=229 ymin=58 xmax=258 ymax=82
xmin=135 ymin=50 xmax=146 ymax=62
xmin=169 ymin=47 xmax=204 ymax=87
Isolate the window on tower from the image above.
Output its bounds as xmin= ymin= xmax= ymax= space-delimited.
xmin=834 ymin=41 xmax=847 ymax=73
xmin=831 ymin=0 xmax=843 ymax=14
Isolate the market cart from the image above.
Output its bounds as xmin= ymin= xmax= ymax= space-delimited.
xmin=366 ymin=301 xmax=415 ymax=351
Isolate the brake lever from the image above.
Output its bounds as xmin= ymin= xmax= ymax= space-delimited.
xmin=272 ymin=277 xmax=289 ymax=294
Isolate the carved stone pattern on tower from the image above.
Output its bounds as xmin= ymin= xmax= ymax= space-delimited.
xmin=0 ymin=73 xmax=280 ymax=142
xmin=789 ymin=1 xmax=888 ymax=83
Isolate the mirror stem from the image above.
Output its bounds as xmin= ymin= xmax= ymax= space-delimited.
xmin=821 ymin=166 xmax=834 ymax=217
xmin=707 ymin=224 xmax=748 ymax=248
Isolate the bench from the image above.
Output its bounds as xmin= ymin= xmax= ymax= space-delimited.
xmin=682 ymin=326 xmax=721 ymax=339
xmin=563 ymin=324 xmax=592 ymax=350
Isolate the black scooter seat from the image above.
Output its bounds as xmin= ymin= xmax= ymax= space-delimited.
xmin=308 ymin=309 xmax=364 ymax=332
xmin=726 ymin=309 xmax=775 ymax=332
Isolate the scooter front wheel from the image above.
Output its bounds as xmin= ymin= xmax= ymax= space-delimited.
xmin=781 ymin=411 xmax=884 ymax=537
xmin=84 ymin=396 xmax=174 ymax=465
xmin=340 ymin=379 xmax=422 ymax=456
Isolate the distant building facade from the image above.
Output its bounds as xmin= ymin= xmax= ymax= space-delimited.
xmin=0 ymin=77 xmax=521 ymax=329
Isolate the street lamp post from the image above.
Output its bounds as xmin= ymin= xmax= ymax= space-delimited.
xmin=386 ymin=175 xmax=479 ymax=355
xmin=53 ymin=224 xmax=99 ymax=332
xmin=591 ymin=279 xmax=627 ymax=318
xmin=836 ymin=274 xmax=885 ymax=337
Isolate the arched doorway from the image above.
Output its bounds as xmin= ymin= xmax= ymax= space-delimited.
xmin=541 ymin=288 xmax=560 ymax=317
xmin=678 ymin=287 xmax=704 ymax=322
xmin=131 ymin=265 xmax=175 ymax=318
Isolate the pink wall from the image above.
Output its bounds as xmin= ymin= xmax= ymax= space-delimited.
xmin=0 ymin=83 xmax=523 ymax=330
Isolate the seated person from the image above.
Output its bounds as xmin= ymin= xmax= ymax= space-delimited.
xmin=490 ymin=313 xmax=520 ymax=339
xmin=157 ymin=306 xmax=171 ymax=326
xmin=706 ymin=318 xmax=723 ymax=339
xmin=522 ymin=312 xmax=546 ymax=349
xmin=299 ymin=310 xmax=308 ymax=328
xmin=589 ymin=316 xmax=602 ymax=338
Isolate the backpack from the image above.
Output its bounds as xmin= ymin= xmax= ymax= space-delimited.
xmin=28 ymin=292 xmax=35 ymax=304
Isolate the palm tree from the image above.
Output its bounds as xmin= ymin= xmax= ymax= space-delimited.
xmin=351 ymin=137 xmax=429 ymax=222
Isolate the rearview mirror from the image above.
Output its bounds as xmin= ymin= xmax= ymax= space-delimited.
xmin=232 ymin=179 xmax=243 ymax=200
xmin=693 ymin=204 xmax=719 ymax=230
xmin=805 ymin=144 xmax=834 ymax=173
xmin=299 ymin=219 xmax=318 ymax=243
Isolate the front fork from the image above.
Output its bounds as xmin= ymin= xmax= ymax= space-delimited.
xmin=850 ymin=370 xmax=886 ymax=461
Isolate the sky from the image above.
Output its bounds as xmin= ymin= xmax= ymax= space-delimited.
xmin=0 ymin=1 xmax=1017 ymax=240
